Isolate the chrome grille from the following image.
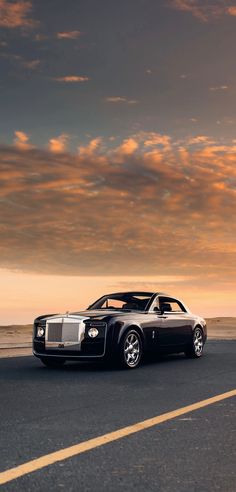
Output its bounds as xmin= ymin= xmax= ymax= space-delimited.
xmin=47 ymin=323 xmax=63 ymax=342
xmin=45 ymin=318 xmax=85 ymax=350
xmin=62 ymin=323 xmax=79 ymax=341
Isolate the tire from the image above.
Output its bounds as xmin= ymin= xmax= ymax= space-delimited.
xmin=40 ymin=357 xmax=65 ymax=368
xmin=118 ymin=329 xmax=142 ymax=369
xmin=185 ymin=327 xmax=204 ymax=358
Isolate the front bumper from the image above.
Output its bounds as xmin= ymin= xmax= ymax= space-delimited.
xmin=33 ymin=337 xmax=107 ymax=359
xmin=33 ymin=317 xmax=109 ymax=360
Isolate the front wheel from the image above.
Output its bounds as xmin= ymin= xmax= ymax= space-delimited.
xmin=40 ymin=357 xmax=65 ymax=368
xmin=119 ymin=330 xmax=142 ymax=369
xmin=185 ymin=327 xmax=204 ymax=358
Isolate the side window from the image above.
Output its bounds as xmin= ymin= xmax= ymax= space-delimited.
xmin=159 ymin=298 xmax=185 ymax=313
xmin=149 ymin=296 xmax=160 ymax=312
xmin=168 ymin=301 xmax=183 ymax=312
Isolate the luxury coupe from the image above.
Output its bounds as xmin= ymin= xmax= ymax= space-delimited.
xmin=33 ymin=291 xmax=207 ymax=369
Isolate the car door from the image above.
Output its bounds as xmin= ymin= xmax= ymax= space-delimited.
xmin=141 ymin=313 xmax=163 ymax=350
xmin=139 ymin=296 xmax=163 ymax=351
xmin=157 ymin=297 xmax=192 ymax=348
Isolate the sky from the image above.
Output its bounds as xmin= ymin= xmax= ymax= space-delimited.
xmin=0 ymin=0 xmax=236 ymax=323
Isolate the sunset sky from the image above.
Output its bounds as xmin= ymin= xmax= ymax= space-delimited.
xmin=1 ymin=0 xmax=236 ymax=323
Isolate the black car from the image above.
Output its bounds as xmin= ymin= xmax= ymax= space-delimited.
xmin=33 ymin=291 xmax=207 ymax=369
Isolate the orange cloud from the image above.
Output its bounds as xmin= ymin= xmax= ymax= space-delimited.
xmin=170 ymin=0 xmax=213 ymax=21
xmin=114 ymin=138 xmax=139 ymax=157
xmin=143 ymin=133 xmax=171 ymax=151
xmin=0 ymin=52 xmax=41 ymax=72
xmin=187 ymin=135 xmax=215 ymax=145
xmin=14 ymin=130 xmax=33 ymax=150
xmin=1 ymin=134 xmax=236 ymax=279
xmin=227 ymin=6 xmax=236 ymax=16
xmin=0 ymin=0 xmax=37 ymax=29
xmin=209 ymin=85 xmax=229 ymax=91
xmin=170 ymin=1 xmax=236 ymax=21
xmin=53 ymin=75 xmax=89 ymax=83
xmin=79 ymin=138 xmax=103 ymax=157
xmin=57 ymin=30 xmax=81 ymax=39
xmin=49 ymin=134 xmax=69 ymax=153
xmin=105 ymin=96 xmax=138 ymax=104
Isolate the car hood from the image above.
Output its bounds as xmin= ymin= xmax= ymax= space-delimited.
xmin=42 ymin=310 xmax=134 ymax=322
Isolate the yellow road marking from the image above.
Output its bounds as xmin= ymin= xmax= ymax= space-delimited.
xmin=0 ymin=389 xmax=235 ymax=485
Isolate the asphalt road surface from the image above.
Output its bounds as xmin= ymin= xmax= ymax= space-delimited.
xmin=0 ymin=341 xmax=235 ymax=491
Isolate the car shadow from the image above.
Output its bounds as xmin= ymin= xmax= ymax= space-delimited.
xmin=32 ymin=351 xmax=188 ymax=373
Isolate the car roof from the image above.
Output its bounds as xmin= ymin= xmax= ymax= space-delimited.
xmin=105 ymin=291 xmax=168 ymax=297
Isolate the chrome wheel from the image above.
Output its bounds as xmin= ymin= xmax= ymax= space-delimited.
xmin=123 ymin=331 xmax=141 ymax=368
xmin=185 ymin=327 xmax=204 ymax=358
xmin=193 ymin=328 xmax=203 ymax=356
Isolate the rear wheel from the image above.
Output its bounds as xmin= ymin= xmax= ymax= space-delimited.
xmin=119 ymin=329 xmax=142 ymax=369
xmin=40 ymin=357 xmax=65 ymax=368
xmin=185 ymin=327 xmax=204 ymax=358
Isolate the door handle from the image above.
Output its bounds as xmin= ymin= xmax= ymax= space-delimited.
xmin=158 ymin=316 xmax=167 ymax=319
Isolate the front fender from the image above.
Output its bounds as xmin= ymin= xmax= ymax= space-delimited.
xmin=113 ymin=322 xmax=146 ymax=349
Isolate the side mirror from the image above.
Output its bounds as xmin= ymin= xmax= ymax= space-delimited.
xmin=153 ymin=306 xmax=163 ymax=314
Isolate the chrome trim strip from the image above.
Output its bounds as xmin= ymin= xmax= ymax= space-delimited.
xmin=33 ymin=351 xmax=105 ymax=359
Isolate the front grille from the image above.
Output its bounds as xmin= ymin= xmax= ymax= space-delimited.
xmin=62 ymin=323 xmax=80 ymax=341
xmin=47 ymin=322 xmax=80 ymax=342
xmin=47 ymin=323 xmax=63 ymax=341
xmin=45 ymin=318 xmax=83 ymax=350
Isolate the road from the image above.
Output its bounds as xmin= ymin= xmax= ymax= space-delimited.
xmin=0 ymin=341 xmax=235 ymax=491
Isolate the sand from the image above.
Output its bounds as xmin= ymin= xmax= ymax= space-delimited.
xmin=0 ymin=325 xmax=33 ymax=358
xmin=0 ymin=318 xmax=235 ymax=358
xmin=0 ymin=324 xmax=32 ymax=345
xmin=206 ymin=317 xmax=236 ymax=340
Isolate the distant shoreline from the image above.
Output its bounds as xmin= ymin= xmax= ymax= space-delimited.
xmin=0 ymin=317 xmax=235 ymax=341
xmin=0 ymin=318 xmax=235 ymax=358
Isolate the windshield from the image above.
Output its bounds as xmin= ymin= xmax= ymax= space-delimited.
xmin=88 ymin=292 xmax=154 ymax=311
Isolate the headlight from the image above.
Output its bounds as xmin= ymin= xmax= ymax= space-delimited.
xmin=37 ymin=326 xmax=45 ymax=337
xmin=88 ymin=327 xmax=99 ymax=338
